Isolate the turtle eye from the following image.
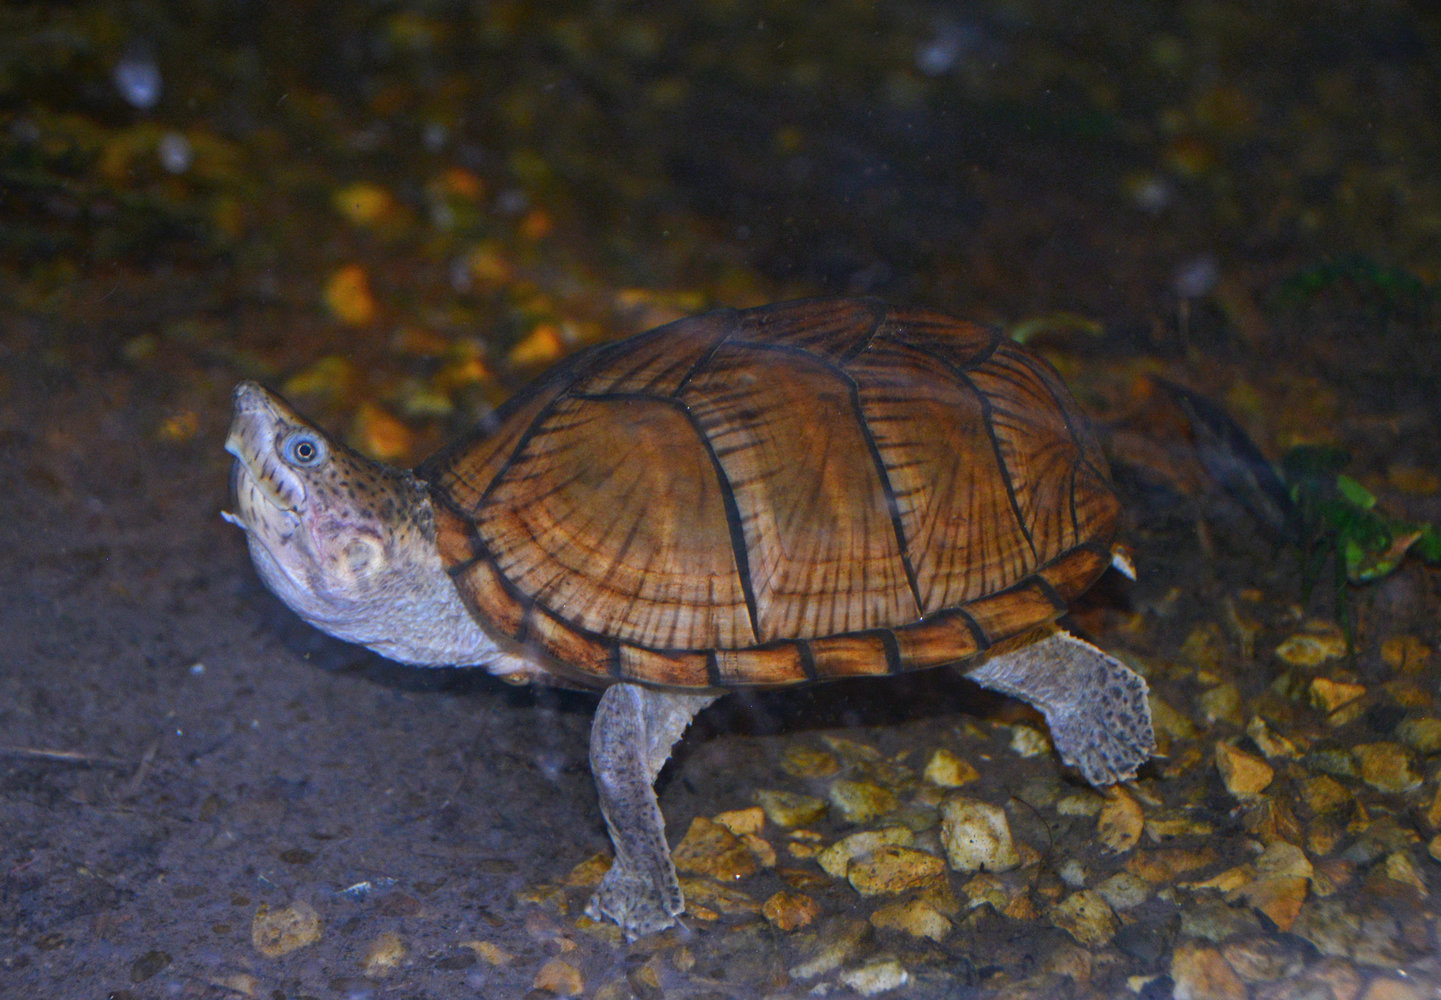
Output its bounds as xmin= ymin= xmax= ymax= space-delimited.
xmin=281 ymin=431 xmax=327 ymax=468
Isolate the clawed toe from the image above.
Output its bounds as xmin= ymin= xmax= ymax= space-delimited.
xmin=586 ymin=868 xmax=680 ymax=940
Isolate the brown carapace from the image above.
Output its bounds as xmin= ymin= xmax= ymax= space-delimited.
xmin=424 ymin=297 xmax=1120 ymax=690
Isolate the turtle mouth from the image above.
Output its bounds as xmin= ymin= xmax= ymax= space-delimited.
xmin=223 ymin=382 xmax=307 ymax=536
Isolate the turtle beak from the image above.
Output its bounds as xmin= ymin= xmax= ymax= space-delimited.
xmin=225 ymin=381 xmax=307 ymax=528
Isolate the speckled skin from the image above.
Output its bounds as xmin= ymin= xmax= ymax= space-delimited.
xmin=225 ymin=382 xmax=528 ymax=675
xmin=223 ymin=300 xmax=1157 ymax=940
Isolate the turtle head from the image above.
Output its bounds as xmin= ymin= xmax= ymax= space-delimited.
xmin=223 ymin=381 xmax=448 ymax=657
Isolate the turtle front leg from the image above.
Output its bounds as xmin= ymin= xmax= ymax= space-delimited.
xmin=967 ymin=628 xmax=1156 ymax=786
xmin=585 ymin=682 xmax=719 ymax=939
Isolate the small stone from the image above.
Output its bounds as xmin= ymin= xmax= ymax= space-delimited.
xmin=904 ymin=872 xmax=970 ymax=920
xmin=1171 ymin=943 xmax=1246 ymax=1000
xmin=1187 ymin=863 xmax=1251 ymax=894
xmin=129 ymin=950 xmax=171 ymax=983
xmin=1041 ymin=942 xmax=1094 ymax=983
xmin=323 ymin=264 xmax=378 ymax=326
xmin=678 ymin=877 xmax=759 ymax=916
xmin=251 ymin=901 xmax=322 ymax=958
xmin=1276 ymin=623 xmax=1347 ymax=668
xmin=869 ymin=897 xmax=951 ymax=940
xmin=464 ymin=940 xmax=513 ymax=966
xmin=1309 ymin=747 xmax=1359 ymax=779
xmin=939 ymin=796 xmax=1021 ymax=873
xmin=762 ymin=890 xmax=820 ymax=931
xmin=1096 ymin=872 xmax=1150 ymax=910
xmin=1220 ymin=936 xmax=1302 ymax=982
xmin=786 ymin=830 xmax=825 ymax=859
xmin=755 ymin=789 xmax=828 ymax=828
xmin=1381 ymin=635 xmax=1432 ymax=673
xmin=781 ymin=744 xmax=841 ymax=778
xmin=1055 ymin=792 xmax=1105 ymax=816
xmin=838 ymin=960 xmax=910 ymax=996
xmin=1246 ymin=716 xmax=1302 ymax=759
xmin=828 ymin=780 xmax=899 ymax=824
xmin=1058 ymin=859 xmax=1087 ymax=887
xmin=332 ymin=181 xmax=396 ymax=226
xmin=1298 ymin=774 xmax=1352 ymax=815
xmin=1363 ymin=978 xmax=1425 ymax=1000
xmin=817 ymin=827 xmax=915 ymax=879
xmin=1144 ymin=814 xmax=1215 ymax=839
xmin=779 ymin=866 xmax=832 ymax=891
xmin=821 ymin=735 xmax=884 ymax=763
xmin=1292 ymin=898 xmax=1367 ymax=959
xmin=1429 ymin=834 xmax=1441 ymax=862
xmin=846 ymin=846 xmax=947 ymax=896
xmin=1353 ymin=743 xmax=1422 ymax=793
xmin=741 ymin=832 xmax=777 ymax=868
xmin=217 ymin=973 xmax=258 ymax=998
xmin=1050 ymin=890 xmax=1117 ymax=947
xmin=923 ymin=748 xmax=979 ymax=787
xmin=628 ymin=956 xmax=664 ymax=995
xmin=1180 ymin=899 xmax=1262 ymax=942
xmin=1294 ymin=958 xmax=1363 ymax=1000
xmin=1126 ymin=846 xmax=1218 ymax=883
xmin=361 ymin=932 xmax=405 ymax=977
xmin=789 ymin=918 xmax=869 ymax=979
xmin=1199 ymin=683 xmax=1244 ymax=725
xmin=1309 ymin=677 xmax=1367 ymax=723
xmin=714 ymin=806 xmax=765 ymax=837
xmin=1097 ymin=788 xmax=1144 ymax=853
xmin=1215 ymin=742 xmax=1274 ymax=799
xmin=962 ymin=872 xmax=1037 ymax=920
xmin=509 ymin=323 xmax=567 ymax=367
xmin=1233 ymin=875 xmax=1308 ymax=931
xmin=561 ymin=853 xmax=610 ymax=887
xmin=672 ymin=817 xmax=759 ymax=881
xmin=533 ymin=957 xmax=583 ymax=996
xmin=1382 ymin=850 xmax=1427 ymax=895
xmin=591 ymin=979 xmax=631 ymax=1000
xmin=1006 ymin=723 xmax=1051 ymax=757
xmin=1151 ymin=695 xmax=1200 ymax=741
xmin=1396 ymin=716 xmax=1441 ymax=755
xmin=1181 ymin=622 xmax=1227 ymax=672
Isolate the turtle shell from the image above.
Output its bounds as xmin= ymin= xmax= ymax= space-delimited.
xmin=422 ymin=298 xmax=1119 ymax=689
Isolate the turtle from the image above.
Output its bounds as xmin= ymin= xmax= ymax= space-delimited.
xmin=223 ymin=297 xmax=1155 ymax=940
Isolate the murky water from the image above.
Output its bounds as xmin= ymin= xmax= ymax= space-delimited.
xmin=3 ymin=2 xmax=1439 ymax=997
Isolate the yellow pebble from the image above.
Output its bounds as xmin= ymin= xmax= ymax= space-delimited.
xmin=361 ymin=932 xmax=405 ymax=977
xmin=508 ymin=323 xmax=567 ymax=366
xmin=251 ymin=901 xmax=322 ymax=958
xmin=532 ymin=957 xmax=583 ymax=996
xmin=922 ymin=748 xmax=978 ymax=788
xmin=332 ymin=182 xmax=395 ymax=227
xmin=323 ymin=264 xmax=378 ymax=326
xmin=354 ymin=402 xmax=413 ymax=462
xmin=1308 ymin=677 xmax=1366 ymax=717
xmin=714 ymin=806 xmax=765 ymax=837
xmin=762 ymin=890 xmax=819 ymax=931
xmin=1214 ymin=742 xmax=1273 ymax=800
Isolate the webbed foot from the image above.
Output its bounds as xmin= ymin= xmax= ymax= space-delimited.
xmin=586 ymin=683 xmax=718 ymax=940
xmin=585 ymin=862 xmax=682 ymax=939
xmin=967 ymin=628 xmax=1156 ymax=786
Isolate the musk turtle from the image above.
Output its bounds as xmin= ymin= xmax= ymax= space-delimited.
xmin=224 ymin=298 xmax=1154 ymax=939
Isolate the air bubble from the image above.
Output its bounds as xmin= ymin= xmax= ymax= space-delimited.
xmin=1172 ymin=252 xmax=1219 ymax=299
xmin=158 ymin=131 xmax=191 ymax=173
xmin=114 ymin=50 xmax=162 ymax=109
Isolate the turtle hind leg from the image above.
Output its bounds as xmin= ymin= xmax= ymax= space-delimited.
xmin=585 ymin=682 xmax=719 ymax=939
xmin=966 ymin=628 xmax=1156 ymax=786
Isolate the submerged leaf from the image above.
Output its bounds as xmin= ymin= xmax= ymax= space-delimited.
xmin=1153 ymin=377 xmax=1300 ymax=542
